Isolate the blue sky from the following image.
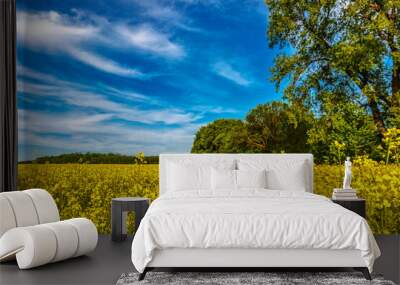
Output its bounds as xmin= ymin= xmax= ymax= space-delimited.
xmin=17 ymin=0 xmax=284 ymax=161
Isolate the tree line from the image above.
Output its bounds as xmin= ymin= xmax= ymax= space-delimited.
xmin=191 ymin=101 xmax=400 ymax=164
xmin=20 ymin=153 xmax=159 ymax=164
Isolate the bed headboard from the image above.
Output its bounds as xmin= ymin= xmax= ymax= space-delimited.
xmin=159 ymin=153 xmax=314 ymax=195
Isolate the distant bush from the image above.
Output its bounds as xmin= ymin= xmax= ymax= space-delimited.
xmin=18 ymin=163 xmax=399 ymax=234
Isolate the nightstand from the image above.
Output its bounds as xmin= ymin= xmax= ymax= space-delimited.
xmin=332 ymin=198 xmax=366 ymax=218
xmin=111 ymin=197 xmax=150 ymax=242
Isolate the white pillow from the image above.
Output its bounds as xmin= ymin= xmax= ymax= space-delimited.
xmin=211 ymin=168 xmax=236 ymax=191
xmin=238 ymin=159 xmax=307 ymax=191
xmin=266 ymin=166 xmax=306 ymax=191
xmin=167 ymin=162 xmax=211 ymax=191
xmin=236 ymin=169 xmax=267 ymax=189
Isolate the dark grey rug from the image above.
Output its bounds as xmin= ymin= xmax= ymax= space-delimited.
xmin=116 ymin=272 xmax=396 ymax=285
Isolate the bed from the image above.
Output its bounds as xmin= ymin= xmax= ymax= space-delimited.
xmin=131 ymin=154 xmax=380 ymax=280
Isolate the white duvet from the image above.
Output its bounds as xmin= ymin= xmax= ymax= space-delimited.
xmin=131 ymin=190 xmax=380 ymax=273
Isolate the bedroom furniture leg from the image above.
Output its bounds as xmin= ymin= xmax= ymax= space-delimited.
xmin=111 ymin=201 xmax=125 ymax=241
xmin=138 ymin=268 xmax=148 ymax=281
xmin=354 ymin=267 xmax=371 ymax=280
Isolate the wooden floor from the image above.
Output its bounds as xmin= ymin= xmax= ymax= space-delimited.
xmin=0 ymin=235 xmax=398 ymax=285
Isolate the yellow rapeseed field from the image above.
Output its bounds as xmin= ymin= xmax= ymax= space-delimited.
xmin=18 ymin=163 xmax=400 ymax=234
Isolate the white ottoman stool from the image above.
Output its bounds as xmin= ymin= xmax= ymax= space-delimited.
xmin=0 ymin=189 xmax=98 ymax=269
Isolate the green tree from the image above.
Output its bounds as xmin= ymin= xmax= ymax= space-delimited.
xmin=245 ymin=101 xmax=312 ymax=153
xmin=265 ymin=0 xmax=400 ymax=134
xmin=191 ymin=119 xmax=249 ymax=153
xmin=307 ymin=101 xmax=378 ymax=164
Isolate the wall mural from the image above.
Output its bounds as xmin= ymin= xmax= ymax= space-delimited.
xmin=17 ymin=0 xmax=279 ymax=162
xmin=16 ymin=0 xmax=400 ymax=235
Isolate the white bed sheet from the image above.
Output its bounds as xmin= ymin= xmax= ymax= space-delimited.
xmin=131 ymin=190 xmax=380 ymax=273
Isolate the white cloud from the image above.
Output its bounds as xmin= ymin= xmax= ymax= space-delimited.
xmin=66 ymin=47 xmax=142 ymax=77
xmin=17 ymin=65 xmax=198 ymax=125
xmin=136 ymin=0 xmax=183 ymax=22
xmin=132 ymin=0 xmax=203 ymax=33
xmin=172 ymin=0 xmax=223 ymax=5
xmin=18 ymin=109 xmax=113 ymax=135
xmin=212 ymin=62 xmax=251 ymax=86
xmin=18 ymin=81 xmax=197 ymax=125
xmin=98 ymin=84 xmax=152 ymax=103
xmin=18 ymin=109 xmax=198 ymax=158
xmin=16 ymin=11 xmax=144 ymax=77
xmin=191 ymin=105 xmax=238 ymax=114
xmin=17 ymin=63 xmax=151 ymax=103
xmin=17 ymin=11 xmax=97 ymax=50
xmin=209 ymin=106 xmax=237 ymax=113
xmin=117 ymin=25 xmax=185 ymax=59
xmin=16 ymin=65 xmax=203 ymax=159
xmin=17 ymin=9 xmax=186 ymax=74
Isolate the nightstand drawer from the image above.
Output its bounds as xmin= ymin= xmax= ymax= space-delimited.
xmin=332 ymin=199 xmax=366 ymax=218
